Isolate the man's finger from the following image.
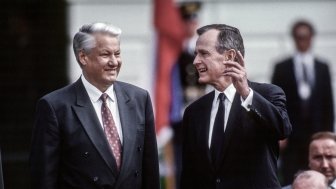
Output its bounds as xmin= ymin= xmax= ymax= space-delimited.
xmin=236 ymin=51 xmax=245 ymax=67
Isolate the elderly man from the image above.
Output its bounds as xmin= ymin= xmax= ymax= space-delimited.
xmin=180 ymin=24 xmax=292 ymax=189
xmin=30 ymin=22 xmax=160 ymax=189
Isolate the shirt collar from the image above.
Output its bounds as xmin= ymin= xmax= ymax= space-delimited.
xmin=81 ymin=75 xmax=115 ymax=103
xmin=214 ymin=84 xmax=236 ymax=103
xmin=330 ymin=179 xmax=336 ymax=188
xmin=294 ymin=51 xmax=314 ymax=66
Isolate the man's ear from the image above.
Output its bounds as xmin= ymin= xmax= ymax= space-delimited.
xmin=78 ymin=50 xmax=87 ymax=66
xmin=227 ymin=49 xmax=237 ymax=61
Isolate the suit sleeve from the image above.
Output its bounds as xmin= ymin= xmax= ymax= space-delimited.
xmin=248 ymin=84 xmax=292 ymax=140
xmin=142 ymin=91 xmax=160 ymax=189
xmin=30 ymin=98 xmax=60 ymax=189
xmin=180 ymin=107 xmax=195 ymax=188
xmin=321 ymin=63 xmax=334 ymax=131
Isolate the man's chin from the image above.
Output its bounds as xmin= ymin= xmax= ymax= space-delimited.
xmin=198 ymin=78 xmax=208 ymax=84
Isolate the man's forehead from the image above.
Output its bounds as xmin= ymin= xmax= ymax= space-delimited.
xmin=310 ymin=139 xmax=336 ymax=151
xmin=196 ymin=30 xmax=219 ymax=49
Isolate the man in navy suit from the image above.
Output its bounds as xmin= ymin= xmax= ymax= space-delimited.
xmin=180 ymin=24 xmax=292 ymax=189
xmin=30 ymin=22 xmax=160 ymax=189
xmin=272 ymin=20 xmax=334 ymax=185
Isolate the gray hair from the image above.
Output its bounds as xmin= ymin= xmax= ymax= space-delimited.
xmin=292 ymin=170 xmax=328 ymax=189
xmin=196 ymin=24 xmax=245 ymax=57
xmin=73 ymin=22 xmax=122 ymax=63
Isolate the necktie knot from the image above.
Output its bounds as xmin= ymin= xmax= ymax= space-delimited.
xmin=101 ymin=93 xmax=109 ymax=103
xmin=218 ymin=93 xmax=226 ymax=102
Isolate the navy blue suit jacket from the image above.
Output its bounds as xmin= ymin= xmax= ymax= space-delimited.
xmin=181 ymin=82 xmax=292 ymax=189
xmin=30 ymin=79 xmax=160 ymax=189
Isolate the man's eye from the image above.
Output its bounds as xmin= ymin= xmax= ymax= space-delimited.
xmin=313 ymin=156 xmax=322 ymax=161
xmin=327 ymin=155 xmax=336 ymax=160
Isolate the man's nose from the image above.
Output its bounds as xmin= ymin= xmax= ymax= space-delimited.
xmin=108 ymin=55 xmax=118 ymax=65
xmin=193 ymin=55 xmax=200 ymax=65
xmin=321 ymin=158 xmax=329 ymax=168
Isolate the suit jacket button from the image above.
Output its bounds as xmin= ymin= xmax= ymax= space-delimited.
xmin=216 ymin=178 xmax=221 ymax=183
xmin=84 ymin=151 xmax=89 ymax=157
xmin=93 ymin=176 xmax=99 ymax=182
xmin=134 ymin=170 xmax=140 ymax=177
xmin=137 ymin=146 xmax=142 ymax=152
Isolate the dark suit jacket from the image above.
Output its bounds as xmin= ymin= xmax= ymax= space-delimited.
xmin=30 ymin=79 xmax=160 ymax=189
xmin=271 ymin=57 xmax=334 ymax=184
xmin=180 ymin=82 xmax=292 ymax=189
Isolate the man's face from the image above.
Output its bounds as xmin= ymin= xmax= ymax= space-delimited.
xmin=193 ymin=29 xmax=230 ymax=87
xmin=309 ymin=138 xmax=336 ymax=183
xmin=81 ymin=33 xmax=122 ymax=92
xmin=294 ymin=25 xmax=313 ymax=53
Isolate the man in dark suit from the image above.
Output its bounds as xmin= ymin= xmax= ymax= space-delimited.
xmin=180 ymin=24 xmax=292 ymax=189
xmin=271 ymin=20 xmax=334 ymax=185
xmin=30 ymin=22 xmax=160 ymax=189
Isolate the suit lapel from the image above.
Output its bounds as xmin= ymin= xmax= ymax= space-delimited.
xmin=289 ymin=60 xmax=300 ymax=96
xmin=196 ymin=92 xmax=216 ymax=171
xmin=113 ymin=82 xmax=137 ymax=178
xmin=72 ymin=79 xmax=119 ymax=176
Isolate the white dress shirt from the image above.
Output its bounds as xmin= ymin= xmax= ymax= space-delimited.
xmin=294 ymin=51 xmax=315 ymax=99
xmin=208 ymin=84 xmax=254 ymax=147
xmin=81 ymin=75 xmax=123 ymax=144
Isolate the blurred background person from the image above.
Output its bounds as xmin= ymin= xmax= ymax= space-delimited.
xmin=169 ymin=1 xmax=205 ymax=189
xmin=308 ymin=132 xmax=336 ymax=189
xmin=271 ymin=20 xmax=334 ymax=186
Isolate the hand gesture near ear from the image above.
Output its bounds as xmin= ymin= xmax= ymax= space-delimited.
xmin=223 ymin=51 xmax=250 ymax=99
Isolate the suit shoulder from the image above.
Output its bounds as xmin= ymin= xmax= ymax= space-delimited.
xmin=40 ymin=82 xmax=76 ymax=102
xmin=185 ymin=91 xmax=213 ymax=111
xmin=274 ymin=57 xmax=293 ymax=67
xmin=250 ymin=81 xmax=284 ymax=95
xmin=315 ymin=55 xmax=330 ymax=64
xmin=115 ymin=81 xmax=148 ymax=93
xmin=115 ymin=81 xmax=151 ymax=101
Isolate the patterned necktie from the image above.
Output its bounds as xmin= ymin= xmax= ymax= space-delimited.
xmin=210 ymin=93 xmax=226 ymax=166
xmin=100 ymin=93 xmax=122 ymax=170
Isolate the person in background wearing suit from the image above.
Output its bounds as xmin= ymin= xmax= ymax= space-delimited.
xmin=170 ymin=2 xmax=205 ymax=189
xmin=29 ymin=22 xmax=160 ymax=189
xmin=271 ymin=20 xmax=334 ymax=186
xmin=180 ymin=24 xmax=292 ymax=189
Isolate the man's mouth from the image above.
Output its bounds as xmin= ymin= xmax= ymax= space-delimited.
xmin=198 ymin=68 xmax=207 ymax=73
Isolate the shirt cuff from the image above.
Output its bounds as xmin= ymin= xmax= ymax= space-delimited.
xmin=241 ymin=88 xmax=253 ymax=111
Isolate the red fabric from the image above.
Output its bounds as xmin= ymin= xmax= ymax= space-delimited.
xmin=153 ymin=0 xmax=186 ymax=134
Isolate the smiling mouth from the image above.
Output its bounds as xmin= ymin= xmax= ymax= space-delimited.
xmin=106 ymin=68 xmax=117 ymax=72
xmin=198 ymin=68 xmax=207 ymax=73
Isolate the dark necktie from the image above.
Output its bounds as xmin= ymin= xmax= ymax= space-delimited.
xmin=302 ymin=63 xmax=309 ymax=83
xmin=210 ymin=93 xmax=226 ymax=166
xmin=101 ymin=93 xmax=122 ymax=170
